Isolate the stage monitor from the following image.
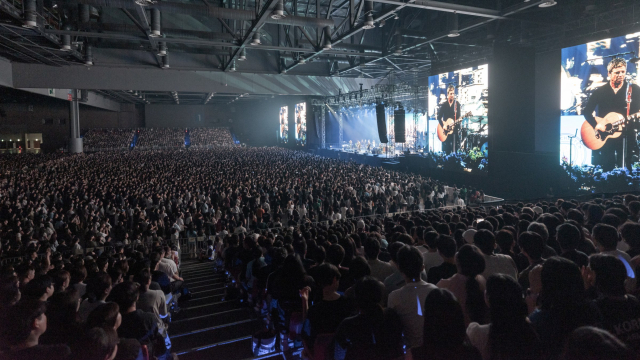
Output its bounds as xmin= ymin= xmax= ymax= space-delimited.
xmin=279 ymin=106 xmax=288 ymax=144
xmin=295 ymin=102 xmax=307 ymax=146
xmin=561 ymin=33 xmax=640 ymax=192
xmin=428 ymin=64 xmax=489 ymax=173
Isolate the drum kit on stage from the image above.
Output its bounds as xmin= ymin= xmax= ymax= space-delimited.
xmin=459 ymin=116 xmax=488 ymax=155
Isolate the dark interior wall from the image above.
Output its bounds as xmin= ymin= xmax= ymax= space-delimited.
xmin=486 ymin=46 xmax=551 ymax=198
xmin=489 ymin=46 xmax=537 ymax=155
xmin=535 ymin=49 xmax=561 ymax=156
xmin=145 ymin=96 xmax=314 ymax=147
xmin=0 ymin=89 xmax=143 ymax=152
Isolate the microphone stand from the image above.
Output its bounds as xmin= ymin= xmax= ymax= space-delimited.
xmin=568 ymin=129 xmax=578 ymax=175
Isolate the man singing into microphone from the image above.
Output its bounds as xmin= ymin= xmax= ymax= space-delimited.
xmin=437 ymin=84 xmax=462 ymax=154
xmin=583 ymin=58 xmax=640 ymax=170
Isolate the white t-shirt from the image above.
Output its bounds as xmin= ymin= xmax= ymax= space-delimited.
xmin=423 ymin=251 xmax=444 ymax=275
xmin=158 ymin=258 xmax=178 ymax=282
xmin=467 ymin=322 xmax=491 ymax=360
xmin=388 ymin=280 xmax=437 ymax=348
xmin=482 ymin=254 xmax=518 ymax=281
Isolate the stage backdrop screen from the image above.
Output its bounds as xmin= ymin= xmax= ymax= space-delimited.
xmin=427 ymin=64 xmax=489 ymax=173
xmin=561 ymin=34 xmax=640 ymax=169
xmin=279 ymin=106 xmax=289 ymax=143
xmin=295 ymin=102 xmax=307 ymax=146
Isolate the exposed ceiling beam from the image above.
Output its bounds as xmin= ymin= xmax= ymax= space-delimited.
xmin=284 ymin=2 xmax=407 ymax=73
xmin=337 ymin=0 xmax=545 ymax=75
xmin=224 ymin=0 xmax=276 ymax=71
xmin=373 ymin=0 xmax=501 ymax=19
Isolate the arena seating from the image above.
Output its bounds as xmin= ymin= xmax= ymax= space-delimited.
xmin=0 ymin=147 xmax=638 ymax=360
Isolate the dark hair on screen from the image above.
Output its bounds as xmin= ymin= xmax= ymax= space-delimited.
xmin=455 ymin=244 xmax=486 ymax=324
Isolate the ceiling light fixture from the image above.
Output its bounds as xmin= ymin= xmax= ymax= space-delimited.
xmin=538 ymin=0 xmax=556 ymax=7
xmin=271 ymin=0 xmax=286 ymax=19
xmin=251 ymin=32 xmax=261 ymax=45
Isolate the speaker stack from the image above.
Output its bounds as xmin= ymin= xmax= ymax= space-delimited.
xmin=376 ymin=103 xmax=388 ymax=143
xmin=394 ymin=106 xmax=405 ymax=143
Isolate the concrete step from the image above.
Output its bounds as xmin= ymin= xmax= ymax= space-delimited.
xmin=172 ymin=319 xmax=261 ymax=355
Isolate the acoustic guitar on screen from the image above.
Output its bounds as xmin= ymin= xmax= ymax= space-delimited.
xmin=437 ymin=112 xmax=473 ymax=142
xmin=581 ymin=111 xmax=640 ymax=150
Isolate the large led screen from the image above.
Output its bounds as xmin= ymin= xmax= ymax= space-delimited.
xmin=279 ymin=106 xmax=288 ymax=144
xmin=295 ymin=102 xmax=307 ymax=146
xmin=427 ymin=64 xmax=489 ymax=173
xmin=561 ymin=34 xmax=640 ymax=172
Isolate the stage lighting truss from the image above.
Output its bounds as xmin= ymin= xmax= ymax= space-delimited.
xmin=315 ymin=83 xmax=428 ymax=109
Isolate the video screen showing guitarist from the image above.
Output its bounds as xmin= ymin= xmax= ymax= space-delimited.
xmin=583 ymin=58 xmax=640 ymax=170
xmin=437 ymin=84 xmax=462 ymax=154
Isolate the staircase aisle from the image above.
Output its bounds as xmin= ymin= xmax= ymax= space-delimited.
xmin=171 ymin=260 xmax=285 ymax=360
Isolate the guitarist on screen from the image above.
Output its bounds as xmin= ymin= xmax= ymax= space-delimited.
xmin=583 ymin=58 xmax=640 ymax=170
xmin=438 ymin=84 xmax=462 ymax=154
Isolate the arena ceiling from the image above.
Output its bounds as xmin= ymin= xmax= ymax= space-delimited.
xmin=0 ymin=0 xmax=639 ymax=103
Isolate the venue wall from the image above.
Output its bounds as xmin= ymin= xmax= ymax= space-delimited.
xmin=0 ymin=88 xmax=142 ymax=152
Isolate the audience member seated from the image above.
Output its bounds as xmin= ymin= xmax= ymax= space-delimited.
xmin=0 ymin=147 xmax=639 ymax=360
xmin=467 ymin=274 xmax=542 ymax=360
xmin=188 ymin=127 xmax=235 ymax=147
xmin=437 ymin=244 xmax=487 ymax=326
xmin=301 ymin=264 xmax=354 ymax=351
xmin=529 ymin=257 xmax=600 ymax=358
xmin=416 ymin=289 xmax=482 ymax=360
xmin=388 ymin=245 xmax=437 ymax=353
xmin=82 ymin=129 xmax=134 ymax=150
xmin=334 ymin=276 xmax=403 ymax=360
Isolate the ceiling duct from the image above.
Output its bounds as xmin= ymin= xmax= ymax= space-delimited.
xmin=362 ymin=1 xmax=374 ymax=29
xmin=250 ymin=32 xmax=261 ymax=45
xmin=157 ymin=41 xmax=167 ymax=56
xmin=321 ymin=26 xmax=331 ymax=50
xmin=394 ymin=33 xmax=402 ymax=55
xmin=266 ymin=16 xmax=333 ymax=28
xmin=271 ymin=0 xmax=285 ymax=20
xmin=448 ymin=11 xmax=460 ymax=37
xmin=60 ymin=24 xmax=72 ymax=51
xmin=97 ymin=24 xmax=235 ymax=41
xmin=238 ymin=47 xmax=246 ymax=61
xmin=69 ymin=0 xmax=334 ymax=28
xmin=150 ymin=8 xmax=161 ymax=37
xmin=79 ymin=4 xmax=91 ymax=23
xmin=22 ymin=0 xmax=37 ymax=28
xmin=84 ymin=43 xmax=93 ymax=66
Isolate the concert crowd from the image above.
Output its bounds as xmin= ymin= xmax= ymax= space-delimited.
xmin=82 ymin=129 xmax=134 ymax=150
xmin=0 ymin=146 xmax=638 ymax=360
